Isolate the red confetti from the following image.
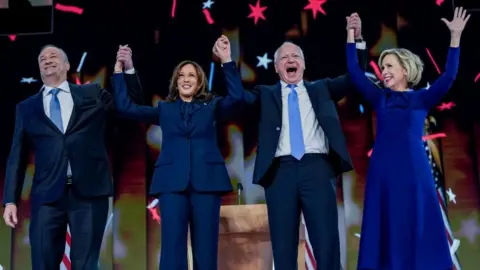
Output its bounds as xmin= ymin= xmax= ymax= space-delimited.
xmin=75 ymin=77 xmax=90 ymax=85
xmin=436 ymin=102 xmax=456 ymax=111
xmin=303 ymin=0 xmax=327 ymax=19
xmin=148 ymin=207 xmax=161 ymax=223
xmin=203 ymin=8 xmax=214 ymax=24
xmin=436 ymin=0 xmax=444 ymax=6
xmin=369 ymin=60 xmax=383 ymax=81
xmin=474 ymin=72 xmax=480 ymax=83
xmin=55 ymin=3 xmax=83 ymax=15
xmin=367 ymin=133 xmax=447 ymax=157
xmin=8 ymin=35 xmax=16 ymax=41
xmin=425 ymin=48 xmax=441 ymax=75
xmin=171 ymin=0 xmax=177 ymax=18
xmin=247 ymin=0 xmax=267 ymax=25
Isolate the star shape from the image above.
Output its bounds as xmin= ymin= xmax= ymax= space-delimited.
xmin=256 ymin=53 xmax=272 ymax=69
xmin=247 ymin=0 xmax=267 ymax=25
xmin=456 ymin=217 xmax=480 ymax=244
xmin=202 ymin=0 xmax=214 ymax=9
xmin=20 ymin=77 xmax=37 ymax=84
xmin=446 ymin=188 xmax=456 ymax=204
xmin=303 ymin=0 xmax=327 ymax=19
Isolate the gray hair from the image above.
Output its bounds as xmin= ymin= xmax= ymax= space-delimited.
xmin=378 ymin=48 xmax=424 ymax=87
xmin=38 ymin=44 xmax=69 ymax=63
xmin=273 ymin=42 xmax=305 ymax=63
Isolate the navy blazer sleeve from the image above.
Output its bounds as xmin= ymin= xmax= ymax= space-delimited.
xmin=327 ymin=43 xmax=369 ymax=102
xmin=221 ymin=61 xmax=260 ymax=105
xmin=3 ymin=105 xmax=30 ymax=205
xmin=217 ymin=61 xmax=247 ymax=113
xmin=98 ymin=72 xmax=145 ymax=112
xmin=111 ymin=73 xmax=159 ymax=125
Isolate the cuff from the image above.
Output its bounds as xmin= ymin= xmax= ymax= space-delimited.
xmin=356 ymin=42 xmax=366 ymax=50
xmin=125 ymin=68 xmax=135 ymax=74
xmin=221 ymin=61 xmax=236 ymax=69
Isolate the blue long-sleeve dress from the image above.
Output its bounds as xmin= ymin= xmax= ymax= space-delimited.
xmin=346 ymin=42 xmax=459 ymax=270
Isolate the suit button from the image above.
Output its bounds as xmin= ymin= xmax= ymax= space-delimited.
xmin=276 ymin=127 xmax=280 ymax=131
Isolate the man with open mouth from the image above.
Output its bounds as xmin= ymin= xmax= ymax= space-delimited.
xmin=222 ymin=12 xmax=369 ymax=270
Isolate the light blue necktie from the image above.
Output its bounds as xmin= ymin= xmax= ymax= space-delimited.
xmin=287 ymin=84 xmax=305 ymax=160
xmin=49 ymin=88 xmax=63 ymax=132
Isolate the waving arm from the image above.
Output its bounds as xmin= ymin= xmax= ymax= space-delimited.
xmin=419 ymin=7 xmax=468 ymax=109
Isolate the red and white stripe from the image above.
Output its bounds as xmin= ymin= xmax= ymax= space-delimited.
xmin=60 ymin=226 xmax=71 ymax=270
xmin=303 ymin=219 xmax=316 ymax=270
xmin=436 ymin=188 xmax=461 ymax=270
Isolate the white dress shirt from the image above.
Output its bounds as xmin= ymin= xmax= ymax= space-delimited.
xmin=275 ymin=80 xmax=329 ymax=157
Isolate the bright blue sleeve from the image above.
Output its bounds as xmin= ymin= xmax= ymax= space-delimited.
xmin=418 ymin=47 xmax=460 ymax=109
xmin=111 ymin=73 xmax=160 ymax=125
xmin=346 ymin=43 xmax=383 ymax=107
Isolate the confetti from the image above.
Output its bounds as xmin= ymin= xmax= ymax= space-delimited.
xmin=369 ymin=60 xmax=383 ymax=80
xmin=359 ymin=104 xmax=364 ymax=113
xmin=76 ymin=52 xmax=88 ymax=73
xmin=425 ymin=48 xmax=441 ymax=74
xmin=474 ymin=72 xmax=480 ymax=83
xmin=203 ymin=8 xmax=214 ymax=24
xmin=147 ymin=198 xmax=159 ymax=209
xmin=436 ymin=0 xmax=444 ymax=6
xmin=256 ymin=53 xmax=272 ymax=69
xmin=202 ymin=0 xmax=214 ymax=9
xmin=75 ymin=77 xmax=90 ymax=85
xmin=436 ymin=102 xmax=456 ymax=111
xmin=8 ymin=35 xmax=16 ymax=42
xmin=208 ymin=62 xmax=215 ymax=91
xmin=367 ymin=133 xmax=447 ymax=157
xmin=20 ymin=77 xmax=38 ymax=84
xmin=147 ymin=199 xmax=161 ymax=224
xmin=303 ymin=0 xmax=327 ymax=19
xmin=171 ymin=0 xmax=177 ymax=18
xmin=446 ymin=188 xmax=456 ymax=204
xmin=248 ymin=0 xmax=267 ymax=25
xmin=55 ymin=3 xmax=84 ymax=15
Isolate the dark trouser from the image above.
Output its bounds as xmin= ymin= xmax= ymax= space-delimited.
xmin=265 ymin=154 xmax=340 ymax=270
xmin=29 ymin=185 xmax=109 ymax=270
xmin=158 ymin=189 xmax=222 ymax=270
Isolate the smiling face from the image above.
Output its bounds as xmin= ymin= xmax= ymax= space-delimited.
xmin=38 ymin=46 xmax=70 ymax=84
xmin=381 ymin=53 xmax=408 ymax=90
xmin=176 ymin=64 xmax=199 ymax=100
xmin=275 ymin=42 xmax=305 ymax=85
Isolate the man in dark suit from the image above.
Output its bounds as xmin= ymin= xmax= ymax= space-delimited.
xmin=221 ymin=13 xmax=367 ymax=270
xmin=2 ymin=44 xmax=143 ymax=269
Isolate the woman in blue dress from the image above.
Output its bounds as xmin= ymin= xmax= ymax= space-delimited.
xmin=345 ymin=8 xmax=470 ymax=270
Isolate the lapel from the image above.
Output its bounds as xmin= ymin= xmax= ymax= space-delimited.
xmin=65 ymin=83 xmax=83 ymax=135
xmin=33 ymin=91 xmax=62 ymax=134
xmin=269 ymin=83 xmax=282 ymax=115
xmin=304 ymin=81 xmax=320 ymax=115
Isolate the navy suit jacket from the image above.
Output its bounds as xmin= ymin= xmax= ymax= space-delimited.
xmin=222 ymin=47 xmax=368 ymax=186
xmin=3 ymin=73 xmax=143 ymax=206
xmin=110 ymin=62 xmax=244 ymax=195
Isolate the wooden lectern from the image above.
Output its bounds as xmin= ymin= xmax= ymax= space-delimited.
xmin=215 ymin=204 xmax=307 ymax=270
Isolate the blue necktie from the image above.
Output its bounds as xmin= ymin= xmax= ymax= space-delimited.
xmin=287 ymin=84 xmax=305 ymax=160
xmin=49 ymin=88 xmax=63 ymax=132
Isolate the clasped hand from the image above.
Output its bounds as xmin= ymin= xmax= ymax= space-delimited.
xmin=212 ymin=35 xmax=232 ymax=64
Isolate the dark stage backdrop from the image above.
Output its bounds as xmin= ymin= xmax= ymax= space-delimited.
xmin=0 ymin=0 xmax=479 ymax=269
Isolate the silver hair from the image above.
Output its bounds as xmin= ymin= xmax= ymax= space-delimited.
xmin=273 ymin=42 xmax=305 ymax=63
xmin=38 ymin=44 xmax=69 ymax=63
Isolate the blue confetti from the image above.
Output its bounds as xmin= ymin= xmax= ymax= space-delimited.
xmin=208 ymin=61 xmax=215 ymax=91
xmin=359 ymin=104 xmax=364 ymax=113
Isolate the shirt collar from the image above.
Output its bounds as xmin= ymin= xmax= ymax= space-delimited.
xmin=280 ymin=80 xmax=305 ymax=92
xmin=41 ymin=81 xmax=70 ymax=97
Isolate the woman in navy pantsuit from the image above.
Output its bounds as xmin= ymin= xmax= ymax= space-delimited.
xmin=112 ymin=35 xmax=243 ymax=270
xmin=346 ymin=8 xmax=469 ymax=270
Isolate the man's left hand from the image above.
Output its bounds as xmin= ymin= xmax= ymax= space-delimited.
xmin=116 ymin=45 xmax=134 ymax=70
xmin=346 ymin=13 xmax=362 ymax=39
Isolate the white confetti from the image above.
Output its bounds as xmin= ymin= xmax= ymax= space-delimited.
xmin=76 ymin=52 xmax=88 ymax=73
xmin=256 ymin=53 xmax=272 ymax=69
xmin=147 ymin=198 xmax=159 ymax=209
xmin=20 ymin=77 xmax=37 ymax=84
xmin=202 ymin=0 xmax=214 ymax=9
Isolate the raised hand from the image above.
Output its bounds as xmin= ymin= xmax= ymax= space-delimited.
xmin=441 ymin=6 xmax=470 ymax=37
xmin=116 ymin=45 xmax=134 ymax=70
xmin=346 ymin=13 xmax=362 ymax=39
xmin=212 ymin=35 xmax=232 ymax=64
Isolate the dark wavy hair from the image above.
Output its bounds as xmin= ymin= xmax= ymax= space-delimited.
xmin=166 ymin=60 xmax=214 ymax=102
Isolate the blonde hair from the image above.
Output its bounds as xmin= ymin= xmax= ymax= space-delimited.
xmin=378 ymin=48 xmax=424 ymax=87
